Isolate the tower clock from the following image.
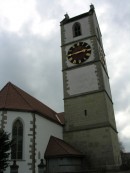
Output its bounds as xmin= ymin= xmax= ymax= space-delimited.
xmin=60 ymin=5 xmax=121 ymax=168
xmin=67 ymin=42 xmax=91 ymax=64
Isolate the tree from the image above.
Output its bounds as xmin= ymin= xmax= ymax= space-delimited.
xmin=0 ymin=129 xmax=12 ymax=172
xmin=119 ymin=141 xmax=130 ymax=170
xmin=119 ymin=141 xmax=125 ymax=153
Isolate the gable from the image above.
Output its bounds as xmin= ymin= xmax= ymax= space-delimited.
xmin=0 ymin=82 xmax=64 ymax=125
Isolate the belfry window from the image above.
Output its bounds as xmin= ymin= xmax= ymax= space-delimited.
xmin=73 ymin=22 xmax=82 ymax=37
xmin=11 ymin=119 xmax=23 ymax=160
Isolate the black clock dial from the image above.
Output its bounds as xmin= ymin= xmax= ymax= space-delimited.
xmin=67 ymin=42 xmax=91 ymax=64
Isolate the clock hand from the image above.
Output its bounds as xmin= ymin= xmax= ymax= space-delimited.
xmin=68 ymin=49 xmax=87 ymax=56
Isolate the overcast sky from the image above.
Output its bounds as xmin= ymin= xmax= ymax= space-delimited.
xmin=0 ymin=0 xmax=129 ymax=152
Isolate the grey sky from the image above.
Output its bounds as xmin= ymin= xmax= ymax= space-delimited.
xmin=0 ymin=0 xmax=130 ymax=151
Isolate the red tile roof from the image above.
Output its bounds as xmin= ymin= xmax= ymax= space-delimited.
xmin=0 ymin=82 xmax=64 ymax=125
xmin=45 ymin=136 xmax=83 ymax=158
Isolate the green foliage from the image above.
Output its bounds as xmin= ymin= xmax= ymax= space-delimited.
xmin=120 ymin=152 xmax=130 ymax=170
xmin=0 ymin=129 xmax=12 ymax=172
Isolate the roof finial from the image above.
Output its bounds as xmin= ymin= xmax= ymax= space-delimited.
xmin=64 ymin=13 xmax=69 ymax=20
xmin=90 ymin=4 xmax=95 ymax=10
xmin=89 ymin=4 xmax=95 ymax=14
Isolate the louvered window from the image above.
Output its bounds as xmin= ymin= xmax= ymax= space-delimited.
xmin=73 ymin=22 xmax=82 ymax=37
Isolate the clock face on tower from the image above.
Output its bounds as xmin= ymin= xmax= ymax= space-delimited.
xmin=67 ymin=42 xmax=91 ymax=64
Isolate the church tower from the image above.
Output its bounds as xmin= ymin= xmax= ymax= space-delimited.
xmin=60 ymin=5 xmax=121 ymax=168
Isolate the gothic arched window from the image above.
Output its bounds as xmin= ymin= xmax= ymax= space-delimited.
xmin=73 ymin=22 xmax=82 ymax=37
xmin=11 ymin=119 xmax=23 ymax=159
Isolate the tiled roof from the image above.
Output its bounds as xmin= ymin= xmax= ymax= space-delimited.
xmin=45 ymin=136 xmax=83 ymax=158
xmin=0 ymin=82 xmax=64 ymax=125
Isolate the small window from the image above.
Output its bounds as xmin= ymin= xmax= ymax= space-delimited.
xmin=11 ymin=119 xmax=23 ymax=160
xmin=73 ymin=22 xmax=82 ymax=37
xmin=84 ymin=110 xmax=87 ymax=116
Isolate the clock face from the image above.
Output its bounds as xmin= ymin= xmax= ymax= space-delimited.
xmin=67 ymin=42 xmax=91 ymax=64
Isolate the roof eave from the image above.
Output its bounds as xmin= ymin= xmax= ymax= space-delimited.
xmin=45 ymin=154 xmax=84 ymax=159
xmin=0 ymin=108 xmax=64 ymax=126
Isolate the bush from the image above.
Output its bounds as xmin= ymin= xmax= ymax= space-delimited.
xmin=0 ymin=129 xmax=12 ymax=172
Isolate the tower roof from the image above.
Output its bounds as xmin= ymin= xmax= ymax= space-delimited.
xmin=45 ymin=136 xmax=83 ymax=158
xmin=0 ymin=82 xmax=64 ymax=125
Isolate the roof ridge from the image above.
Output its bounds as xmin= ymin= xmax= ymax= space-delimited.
xmin=10 ymin=83 xmax=34 ymax=110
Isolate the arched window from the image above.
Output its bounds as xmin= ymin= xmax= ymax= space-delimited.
xmin=73 ymin=22 xmax=82 ymax=37
xmin=11 ymin=119 xmax=23 ymax=159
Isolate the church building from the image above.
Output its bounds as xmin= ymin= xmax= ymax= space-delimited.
xmin=0 ymin=5 xmax=121 ymax=173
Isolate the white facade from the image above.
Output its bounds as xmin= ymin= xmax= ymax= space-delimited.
xmin=0 ymin=111 xmax=63 ymax=173
xmin=35 ymin=113 xmax=63 ymax=172
xmin=63 ymin=17 xmax=91 ymax=44
xmin=65 ymin=64 xmax=99 ymax=96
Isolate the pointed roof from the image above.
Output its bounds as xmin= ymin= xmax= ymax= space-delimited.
xmin=0 ymin=82 xmax=64 ymax=125
xmin=45 ymin=136 xmax=83 ymax=158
